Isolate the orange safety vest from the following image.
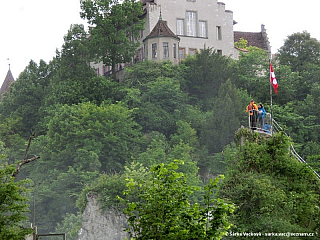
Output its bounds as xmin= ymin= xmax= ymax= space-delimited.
xmin=246 ymin=103 xmax=258 ymax=115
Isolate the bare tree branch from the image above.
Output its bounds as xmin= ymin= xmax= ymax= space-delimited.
xmin=12 ymin=156 xmax=40 ymax=177
xmin=23 ymin=132 xmax=36 ymax=160
xmin=12 ymin=132 xmax=40 ymax=177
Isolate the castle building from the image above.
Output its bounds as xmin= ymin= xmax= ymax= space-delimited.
xmin=140 ymin=0 xmax=235 ymax=61
xmin=92 ymin=0 xmax=271 ymax=76
xmin=142 ymin=13 xmax=180 ymax=64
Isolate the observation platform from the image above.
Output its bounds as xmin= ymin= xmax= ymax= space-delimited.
xmin=247 ymin=110 xmax=320 ymax=180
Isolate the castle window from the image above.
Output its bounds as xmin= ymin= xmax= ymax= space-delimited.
xmin=173 ymin=44 xmax=177 ymax=58
xmin=186 ymin=11 xmax=197 ymax=37
xmin=217 ymin=26 xmax=222 ymax=40
xmin=199 ymin=21 xmax=207 ymax=38
xmin=177 ymin=19 xmax=184 ymax=35
xmin=163 ymin=42 xmax=169 ymax=58
xmin=152 ymin=43 xmax=157 ymax=58
xmin=189 ymin=48 xmax=197 ymax=56
xmin=179 ymin=48 xmax=185 ymax=60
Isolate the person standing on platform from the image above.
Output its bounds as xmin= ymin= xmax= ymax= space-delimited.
xmin=258 ymin=103 xmax=266 ymax=129
xmin=246 ymin=99 xmax=258 ymax=130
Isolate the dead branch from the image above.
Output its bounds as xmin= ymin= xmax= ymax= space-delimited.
xmin=12 ymin=156 xmax=40 ymax=177
xmin=23 ymin=132 xmax=36 ymax=160
xmin=12 ymin=132 xmax=40 ymax=177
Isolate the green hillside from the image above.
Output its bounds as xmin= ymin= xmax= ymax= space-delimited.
xmin=1 ymin=23 xmax=320 ymax=239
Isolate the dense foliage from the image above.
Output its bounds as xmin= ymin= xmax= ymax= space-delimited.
xmin=1 ymin=3 xmax=320 ymax=237
xmin=218 ymin=131 xmax=320 ymax=236
xmin=80 ymin=0 xmax=145 ymax=80
xmin=0 ymin=162 xmax=33 ymax=239
xmin=122 ymin=161 xmax=234 ymax=240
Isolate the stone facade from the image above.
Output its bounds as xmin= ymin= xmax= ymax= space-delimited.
xmin=143 ymin=15 xmax=180 ymax=64
xmin=77 ymin=193 xmax=129 ymax=240
xmin=92 ymin=0 xmax=271 ymax=76
xmin=141 ymin=0 xmax=235 ymax=60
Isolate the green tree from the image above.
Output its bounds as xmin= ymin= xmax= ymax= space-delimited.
xmin=55 ymin=213 xmax=82 ymax=240
xmin=30 ymin=167 xmax=98 ymax=234
xmin=122 ymin=61 xmax=183 ymax=94
xmin=120 ymin=61 xmax=189 ymax=137
xmin=277 ymin=31 xmax=320 ymax=73
xmin=133 ymin=76 xmax=188 ymax=137
xmin=80 ymin=0 xmax=145 ymax=80
xmin=122 ymin=161 xmax=234 ymax=240
xmin=0 ymin=162 xmax=33 ymax=239
xmin=37 ymin=102 xmax=142 ymax=172
xmin=199 ymin=80 xmax=249 ymax=155
xmin=181 ymin=48 xmax=232 ymax=110
xmin=218 ymin=131 xmax=320 ymax=235
xmin=271 ymin=64 xmax=299 ymax=105
xmin=136 ymin=131 xmax=202 ymax=188
xmin=0 ymin=117 xmax=26 ymax=164
xmin=287 ymin=61 xmax=320 ymax=101
xmin=23 ymin=102 xmax=143 ymax=233
xmin=46 ymin=24 xmax=120 ymax=106
xmin=0 ymin=60 xmax=53 ymax=136
xmin=234 ymin=37 xmax=248 ymax=49
xmin=277 ymin=32 xmax=320 ymax=100
xmin=232 ymin=45 xmax=269 ymax=103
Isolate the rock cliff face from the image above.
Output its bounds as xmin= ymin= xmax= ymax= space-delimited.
xmin=77 ymin=192 xmax=129 ymax=240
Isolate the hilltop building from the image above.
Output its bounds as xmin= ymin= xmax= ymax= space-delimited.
xmin=0 ymin=68 xmax=14 ymax=100
xmin=140 ymin=0 xmax=235 ymax=61
xmin=92 ymin=0 xmax=271 ymax=76
xmin=142 ymin=13 xmax=180 ymax=64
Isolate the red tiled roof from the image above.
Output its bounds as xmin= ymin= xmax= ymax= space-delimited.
xmin=0 ymin=69 xmax=14 ymax=99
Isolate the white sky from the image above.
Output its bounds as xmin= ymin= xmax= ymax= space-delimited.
xmin=1 ymin=0 xmax=320 ymax=86
xmin=0 ymin=0 xmax=87 ymax=84
xmin=223 ymin=0 xmax=320 ymax=52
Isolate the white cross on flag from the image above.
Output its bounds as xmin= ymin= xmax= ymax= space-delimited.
xmin=270 ymin=63 xmax=278 ymax=94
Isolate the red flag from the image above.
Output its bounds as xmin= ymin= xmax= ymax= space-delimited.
xmin=270 ymin=63 xmax=278 ymax=94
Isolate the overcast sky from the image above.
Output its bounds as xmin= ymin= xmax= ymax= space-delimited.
xmin=1 ymin=0 xmax=320 ymax=86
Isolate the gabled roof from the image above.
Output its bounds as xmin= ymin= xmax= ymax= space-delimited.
xmin=143 ymin=17 xmax=180 ymax=41
xmin=234 ymin=25 xmax=271 ymax=53
xmin=234 ymin=31 xmax=268 ymax=50
xmin=0 ymin=69 xmax=14 ymax=99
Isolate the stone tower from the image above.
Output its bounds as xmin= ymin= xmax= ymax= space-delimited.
xmin=143 ymin=13 xmax=180 ymax=64
xmin=0 ymin=67 xmax=14 ymax=100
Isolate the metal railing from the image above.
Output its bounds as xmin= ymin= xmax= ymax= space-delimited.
xmin=272 ymin=118 xmax=320 ymax=180
xmin=248 ymin=111 xmax=320 ymax=180
xmin=248 ymin=110 xmax=272 ymax=135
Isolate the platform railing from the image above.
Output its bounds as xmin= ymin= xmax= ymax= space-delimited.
xmin=272 ymin=118 xmax=320 ymax=179
xmin=248 ymin=111 xmax=320 ymax=180
xmin=248 ymin=110 xmax=272 ymax=135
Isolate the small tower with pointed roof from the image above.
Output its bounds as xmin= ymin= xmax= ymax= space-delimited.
xmin=143 ymin=11 xmax=180 ymax=64
xmin=0 ymin=65 xmax=15 ymax=100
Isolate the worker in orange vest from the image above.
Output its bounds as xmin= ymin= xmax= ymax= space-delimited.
xmin=246 ymin=99 xmax=258 ymax=130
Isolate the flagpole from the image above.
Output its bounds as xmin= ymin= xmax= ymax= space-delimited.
xmin=269 ymin=59 xmax=273 ymax=135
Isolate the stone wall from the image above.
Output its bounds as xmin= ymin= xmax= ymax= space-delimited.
xmin=143 ymin=0 xmax=235 ymax=58
xmin=77 ymin=192 xmax=129 ymax=240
